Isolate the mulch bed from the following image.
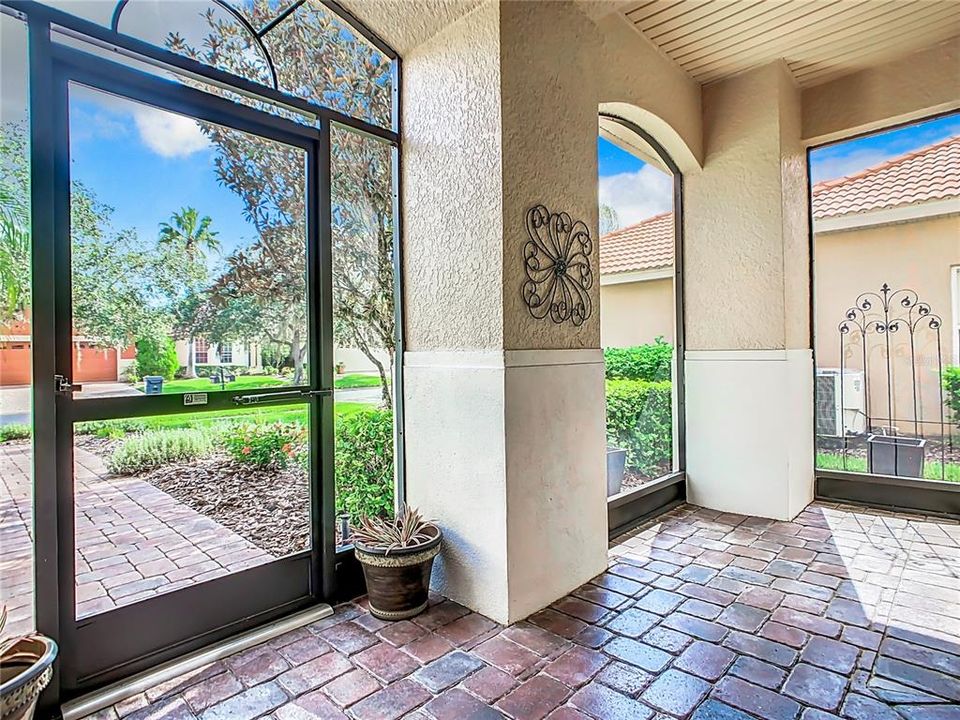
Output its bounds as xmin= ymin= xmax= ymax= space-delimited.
xmin=136 ymin=454 xmax=311 ymax=557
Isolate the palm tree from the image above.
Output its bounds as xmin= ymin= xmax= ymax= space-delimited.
xmin=159 ymin=207 xmax=220 ymax=378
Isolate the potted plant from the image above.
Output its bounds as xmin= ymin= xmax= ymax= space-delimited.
xmin=606 ymin=446 xmax=627 ymax=496
xmin=352 ymin=505 xmax=442 ymax=621
xmin=0 ymin=606 xmax=58 ymax=720
xmin=334 ymin=361 xmax=346 ymax=375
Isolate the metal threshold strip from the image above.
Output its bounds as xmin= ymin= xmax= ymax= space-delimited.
xmin=61 ymin=604 xmax=333 ymax=720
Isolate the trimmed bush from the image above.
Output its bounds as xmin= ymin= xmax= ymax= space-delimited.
xmin=107 ymin=428 xmax=213 ymax=474
xmin=604 ymin=338 xmax=673 ymax=382
xmin=335 ymin=408 xmax=394 ymax=522
xmin=0 ymin=423 xmax=30 ymax=442
xmin=944 ymin=366 xmax=960 ymax=428
xmin=135 ymin=335 xmax=179 ymax=380
xmin=224 ymin=421 xmax=307 ymax=468
xmin=605 ymin=379 xmax=672 ymax=477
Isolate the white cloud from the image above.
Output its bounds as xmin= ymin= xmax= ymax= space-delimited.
xmin=809 ymin=148 xmax=890 ymax=184
xmin=598 ymin=163 xmax=673 ymax=227
xmin=132 ymin=106 xmax=210 ymax=158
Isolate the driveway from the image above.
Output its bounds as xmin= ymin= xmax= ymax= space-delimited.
xmin=0 ymin=382 xmax=142 ymax=425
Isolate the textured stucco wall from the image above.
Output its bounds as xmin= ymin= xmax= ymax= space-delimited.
xmin=802 ymin=38 xmax=960 ymax=146
xmin=778 ymin=67 xmax=811 ymax=351
xmin=600 ymin=278 xmax=675 ymax=348
xmin=499 ymin=1 xmax=602 ymax=351
xmin=594 ymin=13 xmax=703 ymax=171
xmin=685 ymin=63 xmax=795 ymax=351
xmin=402 ymin=1 xmax=504 ymax=351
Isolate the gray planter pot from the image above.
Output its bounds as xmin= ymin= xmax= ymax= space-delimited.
xmin=867 ymin=434 xmax=926 ymax=478
xmin=606 ymin=447 xmax=627 ymax=497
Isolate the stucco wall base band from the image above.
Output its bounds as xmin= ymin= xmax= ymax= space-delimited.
xmin=685 ymin=350 xmax=814 ymax=521
xmin=403 ymin=349 xmax=608 ymax=625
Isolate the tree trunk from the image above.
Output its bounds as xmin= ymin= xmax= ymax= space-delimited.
xmin=290 ymin=328 xmax=306 ymax=386
xmin=186 ymin=336 xmax=197 ymax=378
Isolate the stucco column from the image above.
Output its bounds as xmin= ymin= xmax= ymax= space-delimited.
xmin=399 ymin=0 xmax=607 ymax=624
xmin=684 ymin=61 xmax=814 ymax=521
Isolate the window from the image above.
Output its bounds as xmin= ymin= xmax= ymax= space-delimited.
xmin=597 ymin=114 xmax=685 ymax=532
xmin=810 ymin=113 xmax=960 ymax=489
xmin=219 ymin=342 xmax=232 ymax=364
xmin=195 ymin=338 xmax=209 ymax=364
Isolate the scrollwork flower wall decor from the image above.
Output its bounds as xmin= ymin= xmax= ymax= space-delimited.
xmin=521 ymin=204 xmax=594 ymax=326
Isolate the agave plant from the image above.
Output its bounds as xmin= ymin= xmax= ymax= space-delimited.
xmin=0 ymin=604 xmax=40 ymax=664
xmin=351 ymin=505 xmax=437 ymax=555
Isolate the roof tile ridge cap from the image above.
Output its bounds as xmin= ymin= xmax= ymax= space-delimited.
xmin=811 ymin=135 xmax=960 ymax=195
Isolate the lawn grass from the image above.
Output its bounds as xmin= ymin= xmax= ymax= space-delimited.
xmin=139 ymin=375 xmax=287 ymax=394
xmin=75 ymin=401 xmax=371 ymax=436
xmin=334 ymin=373 xmax=383 ymax=389
xmin=816 ymin=452 xmax=960 ymax=483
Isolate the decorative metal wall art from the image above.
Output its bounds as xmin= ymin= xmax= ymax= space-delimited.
xmin=521 ymin=204 xmax=594 ymax=326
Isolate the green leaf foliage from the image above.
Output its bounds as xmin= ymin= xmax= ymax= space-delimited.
xmin=135 ymin=335 xmax=180 ymax=380
xmin=335 ymin=408 xmax=394 ymax=522
xmin=107 ymin=428 xmax=214 ymax=474
xmin=606 ymin=379 xmax=673 ymax=477
xmin=944 ymin=366 xmax=960 ymax=428
xmin=224 ymin=420 xmax=307 ymax=469
xmin=604 ymin=339 xmax=673 ymax=382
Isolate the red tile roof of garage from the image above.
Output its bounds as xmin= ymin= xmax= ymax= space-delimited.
xmin=599 ymin=135 xmax=960 ymax=276
xmin=811 ymin=135 xmax=960 ymax=219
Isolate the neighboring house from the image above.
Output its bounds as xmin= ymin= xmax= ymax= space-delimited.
xmin=174 ymin=338 xmax=261 ymax=372
xmin=599 ymin=136 xmax=960 ymax=433
xmin=599 ymin=211 xmax=676 ymax=348
xmin=0 ymin=314 xmax=135 ymax=387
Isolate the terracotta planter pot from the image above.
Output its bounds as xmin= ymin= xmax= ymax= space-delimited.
xmin=1 ymin=635 xmax=58 ymax=720
xmin=354 ymin=526 xmax=442 ymax=621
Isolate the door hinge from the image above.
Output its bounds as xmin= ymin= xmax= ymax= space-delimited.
xmin=55 ymin=374 xmax=82 ymax=395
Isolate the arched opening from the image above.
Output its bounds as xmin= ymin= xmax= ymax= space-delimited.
xmin=597 ymin=111 xmax=686 ymax=534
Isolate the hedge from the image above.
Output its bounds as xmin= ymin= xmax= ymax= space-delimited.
xmin=945 ymin=366 xmax=960 ymax=427
xmin=335 ymin=408 xmax=394 ymax=522
xmin=606 ymin=379 xmax=672 ymax=477
xmin=604 ymin=338 xmax=673 ymax=382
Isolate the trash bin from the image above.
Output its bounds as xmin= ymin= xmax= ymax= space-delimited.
xmin=866 ymin=434 xmax=926 ymax=478
xmin=144 ymin=376 xmax=164 ymax=395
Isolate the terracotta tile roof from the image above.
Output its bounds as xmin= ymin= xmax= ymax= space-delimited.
xmin=599 ymin=211 xmax=674 ymax=275
xmin=811 ymin=135 xmax=960 ymax=219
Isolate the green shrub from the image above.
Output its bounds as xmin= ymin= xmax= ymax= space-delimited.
xmin=944 ymin=366 xmax=960 ymax=427
xmin=0 ymin=423 xmax=31 ymax=442
xmin=224 ymin=421 xmax=307 ymax=468
xmin=76 ymin=418 xmax=148 ymax=436
xmin=605 ymin=379 xmax=673 ymax=477
xmin=604 ymin=338 xmax=673 ymax=382
xmin=135 ymin=335 xmax=179 ymax=380
xmin=107 ymin=428 xmax=213 ymax=474
xmin=335 ymin=409 xmax=394 ymax=522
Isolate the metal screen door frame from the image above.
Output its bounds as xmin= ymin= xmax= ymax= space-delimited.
xmin=33 ymin=42 xmax=337 ymax=694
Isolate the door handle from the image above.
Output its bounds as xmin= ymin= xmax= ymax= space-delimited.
xmin=232 ymin=389 xmax=333 ymax=406
xmin=54 ymin=374 xmax=82 ymax=395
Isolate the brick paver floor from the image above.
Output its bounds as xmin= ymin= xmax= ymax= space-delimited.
xmin=0 ymin=441 xmax=273 ymax=634
xmin=81 ymin=501 xmax=959 ymax=719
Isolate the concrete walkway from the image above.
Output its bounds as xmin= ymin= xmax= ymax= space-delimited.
xmin=0 ymin=441 xmax=274 ymax=634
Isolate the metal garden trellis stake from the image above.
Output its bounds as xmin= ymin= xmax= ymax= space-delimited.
xmin=836 ymin=282 xmax=946 ymax=479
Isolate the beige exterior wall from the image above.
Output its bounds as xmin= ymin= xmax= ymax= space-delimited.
xmin=600 ymin=277 xmax=675 ymax=348
xmin=815 ymin=213 xmax=960 ymax=434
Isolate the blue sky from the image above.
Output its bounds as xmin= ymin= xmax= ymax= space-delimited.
xmin=69 ymin=84 xmax=958 ymax=244
xmin=70 ymin=85 xmax=258 ymax=264
xmin=599 ymin=112 xmax=960 ymax=228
